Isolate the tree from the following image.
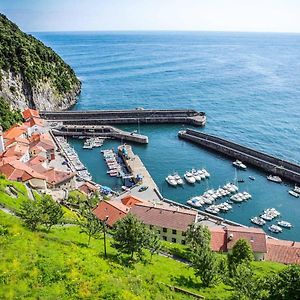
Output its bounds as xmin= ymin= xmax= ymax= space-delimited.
xmin=78 ymin=208 xmax=103 ymax=246
xmin=186 ymin=224 xmax=219 ymax=287
xmin=267 ymin=264 xmax=300 ymax=300
xmin=228 ymin=239 xmax=254 ymax=276
xmin=147 ymin=230 xmax=162 ymax=261
xmin=186 ymin=223 xmax=211 ymax=251
xmin=18 ymin=199 xmax=41 ymax=231
xmin=40 ymin=195 xmax=64 ymax=232
xmin=112 ymin=213 xmax=149 ymax=261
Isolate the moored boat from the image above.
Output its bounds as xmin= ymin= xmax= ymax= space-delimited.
xmin=277 ymin=220 xmax=292 ymax=228
xmin=251 ymin=217 xmax=266 ymax=226
xmin=289 ymin=190 xmax=299 ymax=198
xmin=166 ymin=175 xmax=178 ymax=186
xmin=267 ymin=175 xmax=282 ymax=183
xmin=268 ymin=224 xmax=283 ymax=233
xmin=232 ymin=160 xmax=247 ymax=170
xmin=184 ymin=172 xmax=196 ymax=184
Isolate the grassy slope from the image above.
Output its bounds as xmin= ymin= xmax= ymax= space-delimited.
xmin=0 ymin=178 xmax=285 ymax=299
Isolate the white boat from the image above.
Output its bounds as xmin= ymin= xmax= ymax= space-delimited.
xmin=294 ymin=186 xmax=300 ymax=194
xmin=267 ymin=175 xmax=282 ymax=183
xmin=277 ymin=220 xmax=292 ymax=228
xmin=174 ymin=175 xmax=184 ymax=185
xmin=249 ymin=176 xmax=255 ymax=181
xmin=187 ymin=197 xmax=202 ymax=208
xmin=184 ymin=172 xmax=196 ymax=184
xmin=166 ymin=175 xmax=177 ymax=186
xmin=260 ymin=214 xmax=273 ymax=221
xmin=202 ymin=168 xmax=210 ymax=178
xmin=289 ymin=190 xmax=299 ymax=198
xmin=251 ymin=217 xmax=266 ymax=226
xmin=232 ymin=160 xmax=247 ymax=170
xmin=268 ymin=224 xmax=283 ymax=233
xmin=206 ymin=205 xmax=220 ymax=214
xmin=191 ymin=169 xmax=201 ymax=182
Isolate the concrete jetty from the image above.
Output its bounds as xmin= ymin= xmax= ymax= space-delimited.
xmin=40 ymin=109 xmax=206 ymax=127
xmin=51 ymin=124 xmax=148 ymax=144
xmin=179 ymin=129 xmax=300 ymax=184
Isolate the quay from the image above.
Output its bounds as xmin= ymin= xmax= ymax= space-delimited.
xmin=40 ymin=109 xmax=206 ymax=127
xmin=179 ymin=129 xmax=300 ymax=184
xmin=51 ymin=124 xmax=149 ymax=144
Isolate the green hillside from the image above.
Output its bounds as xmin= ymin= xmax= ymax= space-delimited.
xmin=0 ymin=13 xmax=80 ymax=94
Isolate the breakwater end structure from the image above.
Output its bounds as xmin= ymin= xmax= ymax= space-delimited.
xmin=51 ymin=124 xmax=148 ymax=144
xmin=40 ymin=109 xmax=206 ymax=127
xmin=179 ymin=129 xmax=300 ymax=184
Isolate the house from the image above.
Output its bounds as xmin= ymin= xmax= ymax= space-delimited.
xmin=25 ymin=117 xmax=45 ymax=136
xmin=93 ymin=200 xmax=130 ymax=226
xmin=78 ymin=181 xmax=99 ymax=197
xmin=0 ymin=160 xmax=47 ymax=189
xmin=130 ymin=203 xmax=197 ymax=245
xmin=265 ymin=238 xmax=300 ymax=265
xmin=2 ymin=143 xmax=30 ymax=163
xmin=3 ymin=125 xmax=27 ymax=142
xmin=43 ymin=168 xmax=76 ymax=189
xmin=22 ymin=108 xmax=40 ymax=121
xmin=209 ymin=226 xmax=267 ymax=261
xmin=29 ymin=134 xmax=55 ymax=161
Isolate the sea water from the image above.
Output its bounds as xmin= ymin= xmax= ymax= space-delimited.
xmin=35 ymin=31 xmax=300 ymax=241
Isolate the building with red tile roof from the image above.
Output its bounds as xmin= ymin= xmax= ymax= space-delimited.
xmin=22 ymin=108 xmax=40 ymax=121
xmin=209 ymin=226 xmax=267 ymax=260
xmin=93 ymin=200 xmax=130 ymax=227
xmin=78 ymin=181 xmax=99 ymax=196
xmin=3 ymin=125 xmax=27 ymax=141
xmin=121 ymin=195 xmax=144 ymax=207
xmin=43 ymin=168 xmax=76 ymax=189
xmin=130 ymin=202 xmax=197 ymax=244
xmin=2 ymin=143 xmax=30 ymax=162
xmin=266 ymin=238 xmax=300 ymax=265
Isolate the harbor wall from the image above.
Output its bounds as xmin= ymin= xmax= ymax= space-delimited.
xmin=179 ymin=129 xmax=300 ymax=184
xmin=40 ymin=109 xmax=206 ymax=127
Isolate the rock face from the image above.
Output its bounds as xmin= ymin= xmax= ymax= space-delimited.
xmin=0 ymin=14 xmax=81 ymax=111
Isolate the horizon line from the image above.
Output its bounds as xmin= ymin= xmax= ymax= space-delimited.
xmin=29 ymin=29 xmax=300 ymax=35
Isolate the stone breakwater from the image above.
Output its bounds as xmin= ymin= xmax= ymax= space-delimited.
xmin=178 ymin=129 xmax=300 ymax=184
xmin=40 ymin=109 xmax=206 ymax=127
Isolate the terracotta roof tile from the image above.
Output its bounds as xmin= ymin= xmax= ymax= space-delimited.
xmin=28 ymin=117 xmax=44 ymax=127
xmin=93 ymin=200 xmax=129 ymax=226
xmin=210 ymin=227 xmax=227 ymax=252
xmin=130 ymin=203 xmax=197 ymax=232
xmin=3 ymin=125 xmax=26 ymax=140
xmin=22 ymin=109 xmax=40 ymax=120
xmin=226 ymin=226 xmax=267 ymax=253
xmin=266 ymin=238 xmax=300 ymax=265
xmin=121 ymin=195 xmax=144 ymax=207
xmin=43 ymin=168 xmax=75 ymax=186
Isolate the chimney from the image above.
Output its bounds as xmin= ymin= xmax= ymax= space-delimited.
xmin=0 ymin=126 xmax=5 ymax=153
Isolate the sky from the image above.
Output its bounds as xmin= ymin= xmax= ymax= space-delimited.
xmin=0 ymin=0 xmax=300 ymax=33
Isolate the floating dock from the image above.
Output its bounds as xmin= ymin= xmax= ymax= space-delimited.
xmin=40 ymin=109 xmax=206 ymax=127
xmin=51 ymin=124 xmax=148 ymax=144
xmin=178 ymin=129 xmax=300 ymax=184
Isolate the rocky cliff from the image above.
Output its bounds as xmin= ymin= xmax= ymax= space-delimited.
xmin=0 ymin=14 xmax=81 ymax=111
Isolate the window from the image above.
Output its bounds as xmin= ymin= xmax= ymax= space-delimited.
xmin=181 ymin=240 xmax=186 ymax=245
xmin=149 ymin=225 xmax=153 ymax=230
xmin=157 ymin=230 xmax=161 ymax=234
xmin=163 ymin=236 xmax=167 ymax=241
xmin=182 ymin=231 xmax=186 ymax=236
xmin=172 ymin=229 xmax=177 ymax=235
xmin=171 ymin=238 xmax=176 ymax=243
xmin=163 ymin=228 xmax=167 ymax=233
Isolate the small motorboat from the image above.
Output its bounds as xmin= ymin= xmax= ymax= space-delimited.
xmin=191 ymin=169 xmax=201 ymax=182
xmin=267 ymin=175 xmax=282 ymax=183
xmin=184 ymin=172 xmax=196 ymax=184
xmin=232 ymin=160 xmax=247 ymax=170
xmin=174 ymin=173 xmax=184 ymax=185
xmin=251 ymin=217 xmax=266 ymax=226
xmin=237 ymin=179 xmax=245 ymax=183
xmin=294 ymin=186 xmax=300 ymax=194
xmin=260 ymin=214 xmax=273 ymax=221
xmin=268 ymin=224 xmax=283 ymax=233
xmin=277 ymin=220 xmax=293 ymax=228
xmin=166 ymin=175 xmax=177 ymax=186
xmin=249 ymin=176 xmax=255 ymax=181
xmin=187 ymin=197 xmax=202 ymax=208
xmin=289 ymin=190 xmax=299 ymax=198
xmin=205 ymin=205 xmax=220 ymax=215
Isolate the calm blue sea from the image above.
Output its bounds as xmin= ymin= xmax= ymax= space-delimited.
xmin=35 ymin=31 xmax=300 ymax=241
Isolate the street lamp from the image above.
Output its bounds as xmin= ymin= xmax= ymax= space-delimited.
xmin=103 ymin=215 xmax=109 ymax=257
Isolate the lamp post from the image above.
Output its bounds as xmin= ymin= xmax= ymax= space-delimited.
xmin=103 ymin=216 xmax=109 ymax=258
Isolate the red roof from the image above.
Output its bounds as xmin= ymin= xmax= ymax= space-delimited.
xmin=78 ymin=182 xmax=99 ymax=195
xmin=93 ymin=200 xmax=129 ymax=226
xmin=22 ymin=108 xmax=40 ymax=120
xmin=266 ymin=238 xmax=300 ymax=265
xmin=43 ymin=168 xmax=75 ymax=186
xmin=226 ymin=226 xmax=267 ymax=253
xmin=3 ymin=125 xmax=26 ymax=140
xmin=28 ymin=117 xmax=44 ymax=127
xmin=210 ymin=227 xmax=227 ymax=252
xmin=121 ymin=195 xmax=143 ymax=207
xmin=130 ymin=203 xmax=197 ymax=232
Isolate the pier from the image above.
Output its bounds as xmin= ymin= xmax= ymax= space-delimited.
xmin=178 ymin=129 xmax=300 ymax=184
xmin=40 ymin=109 xmax=206 ymax=127
xmin=51 ymin=124 xmax=149 ymax=144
